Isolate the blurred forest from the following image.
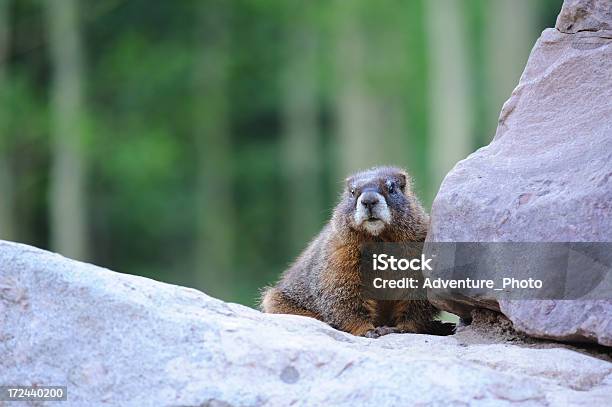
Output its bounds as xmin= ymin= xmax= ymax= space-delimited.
xmin=0 ymin=0 xmax=562 ymax=306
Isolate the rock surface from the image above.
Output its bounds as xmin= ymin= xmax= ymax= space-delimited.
xmin=1 ymin=240 xmax=611 ymax=406
xmin=556 ymin=0 xmax=612 ymax=33
xmin=499 ymin=299 xmax=612 ymax=346
xmin=427 ymin=0 xmax=612 ymax=346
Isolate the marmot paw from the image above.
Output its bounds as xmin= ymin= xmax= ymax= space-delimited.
xmin=363 ymin=326 xmax=400 ymax=339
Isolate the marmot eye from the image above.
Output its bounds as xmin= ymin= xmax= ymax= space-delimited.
xmin=350 ymin=188 xmax=356 ymax=197
xmin=388 ymin=182 xmax=396 ymax=194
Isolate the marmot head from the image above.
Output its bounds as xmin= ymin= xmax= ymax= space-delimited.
xmin=332 ymin=166 xmax=428 ymax=240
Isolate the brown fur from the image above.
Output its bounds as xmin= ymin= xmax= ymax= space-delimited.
xmin=260 ymin=166 xmax=451 ymax=337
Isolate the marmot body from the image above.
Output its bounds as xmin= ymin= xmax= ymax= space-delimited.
xmin=261 ymin=166 xmax=450 ymax=338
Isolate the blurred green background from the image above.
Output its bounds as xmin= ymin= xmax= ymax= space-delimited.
xmin=0 ymin=0 xmax=562 ymax=307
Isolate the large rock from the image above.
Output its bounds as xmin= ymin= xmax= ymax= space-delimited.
xmin=427 ymin=0 xmax=612 ymax=346
xmin=1 ymin=241 xmax=611 ymax=406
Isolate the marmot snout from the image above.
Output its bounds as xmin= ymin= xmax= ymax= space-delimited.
xmin=261 ymin=166 xmax=453 ymax=338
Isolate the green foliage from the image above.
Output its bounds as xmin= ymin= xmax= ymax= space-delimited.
xmin=1 ymin=0 xmax=563 ymax=306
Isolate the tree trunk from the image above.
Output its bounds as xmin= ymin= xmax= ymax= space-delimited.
xmin=194 ymin=2 xmax=235 ymax=300
xmin=280 ymin=10 xmax=322 ymax=254
xmin=45 ymin=0 xmax=89 ymax=260
xmin=0 ymin=0 xmax=15 ymax=241
xmin=333 ymin=2 xmax=413 ymax=181
xmin=333 ymin=2 xmax=383 ymax=180
xmin=425 ymin=0 xmax=473 ymax=188
xmin=486 ymin=0 xmax=536 ymax=136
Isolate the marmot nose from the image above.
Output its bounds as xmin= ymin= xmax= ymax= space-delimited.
xmin=360 ymin=193 xmax=379 ymax=210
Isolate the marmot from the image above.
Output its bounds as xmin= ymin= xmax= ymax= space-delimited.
xmin=261 ymin=166 xmax=453 ymax=338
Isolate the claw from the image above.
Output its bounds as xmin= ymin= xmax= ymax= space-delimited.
xmin=363 ymin=326 xmax=400 ymax=338
xmin=364 ymin=329 xmax=380 ymax=339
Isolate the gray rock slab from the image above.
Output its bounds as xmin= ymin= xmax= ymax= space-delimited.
xmin=1 ymin=241 xmax=611 ymax=406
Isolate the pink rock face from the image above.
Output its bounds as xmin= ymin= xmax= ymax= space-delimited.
xmin=427 ymin=0 xmax=612 ymax=346
xmin=556 ymin=0 xmax=612 ymax=33
xmin=499 ymin=299 xmax=612 ymax=346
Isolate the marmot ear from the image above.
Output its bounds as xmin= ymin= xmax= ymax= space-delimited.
xmin=397 ymin=171 xmax=407 ymax=187
xmin=345 ymin=176 xmax=354 ymax=189
xmin=397 ymin=170 xmax=413 ymax=192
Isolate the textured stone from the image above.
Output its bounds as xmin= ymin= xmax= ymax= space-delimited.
xmin=427 ymin=0 xmax=612 ymax=346
xmin=1 ymin=240 xmax=611 ymax=406
xmin=499 ymin=300 xmax=612 ymax=346
xmin=429 ymin=28 xmax=612 ymax=243
xmin=556 ymin=0 xmax=612 ymax=33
